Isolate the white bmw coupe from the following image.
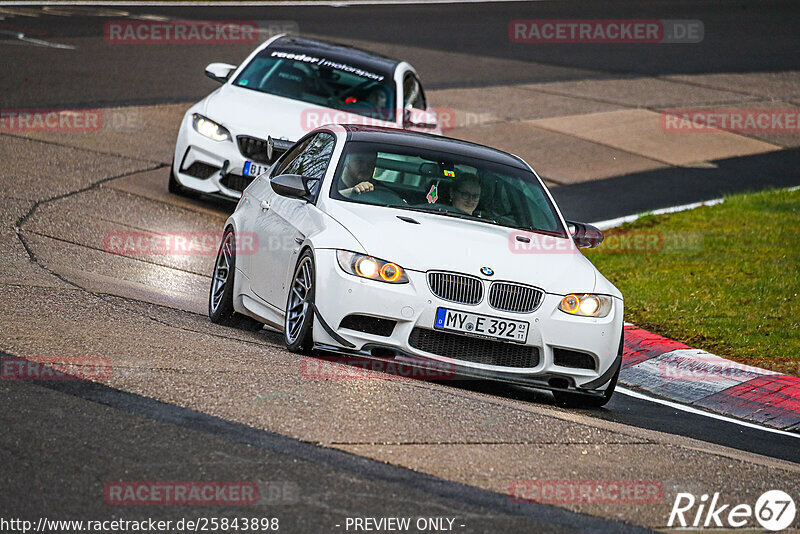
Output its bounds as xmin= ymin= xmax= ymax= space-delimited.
xmin=170 ymin=34 xmax=440 ymax=200
xmin=209 ymin=125 xmax=624 ymax=406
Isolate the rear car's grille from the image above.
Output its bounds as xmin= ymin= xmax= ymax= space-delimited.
xmin=408 ymin=328 xmax=540 ymax=368
xmin=237 ymin=135 xmax=271 ymax=164
xmin=489 ymin=282 xmax=544 ymax=313
xmin=339 ymin=315 xmax=396 ymax=337
xmin=553 ymin=348 xmax=596 ymax=370
xmin=220 ymin=173 xmax=255 ymax=193
xmin=183 ymin=161 xmax=219 ymax=180
xmin=427 ymin=272 xmax=483 ymax=305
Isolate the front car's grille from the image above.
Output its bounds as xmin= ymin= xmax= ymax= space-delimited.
xmin=427 ymin=272 xmax=483 ymax=305
xmin=489 ymin=282 xmax=544 ymax=313
xmin=237 ymin=136 xmax=271 ymax=164
xmin=408 ymin=328 xmax=540 ymax=368
xmin=182 ymin=161 xmax=219 ymax=180
xmin=220 ymin=173 xmax=255 ymax=193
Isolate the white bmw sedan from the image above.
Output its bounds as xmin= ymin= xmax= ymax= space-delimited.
xmin=209 ymin=125 xmax=624 ymax=406
xmin=170 ymin=34 xmax=440 ymax=200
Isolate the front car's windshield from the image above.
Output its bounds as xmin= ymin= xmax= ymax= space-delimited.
xmin=233 ymin=48 xmax=396 ymax=122
xmin=330 ymin=141 xmax=566 ymax=237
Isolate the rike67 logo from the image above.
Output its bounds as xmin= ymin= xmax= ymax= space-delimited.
xmin=669 ymin=490 xmax=796 ymax=531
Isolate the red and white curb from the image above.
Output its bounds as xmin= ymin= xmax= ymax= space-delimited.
xmin=619 ymin=324 xmax=800 ymax=433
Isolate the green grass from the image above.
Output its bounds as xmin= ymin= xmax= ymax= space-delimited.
xmin=584 ymin=187 xmax=800 ymax=376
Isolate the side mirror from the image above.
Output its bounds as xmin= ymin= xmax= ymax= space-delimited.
xmin=271 ymin=174 xmax=310 ymax=198
xmin=205 ymin=63 xmax=236 ymax=83
xmin=567 ymin=221 xmax=604 ymax=248
xmin=403 ymin=106 xmax=437 ymax=130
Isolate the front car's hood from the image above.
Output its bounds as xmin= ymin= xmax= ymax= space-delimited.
xmin=323 ymin=201 xmax=601 ymax=295
xmin=202 ymin=84 xmax=395 ymax=142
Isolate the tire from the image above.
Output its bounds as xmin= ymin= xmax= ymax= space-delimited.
xmin=284 ymin=249 xmax=315 ymax=354
xmin=208 ymin=228 xmax=263 ymax=330
xmin=168 ymin=167 xmax=184 ymax=194
xmin=168 ymin=167 xmax=199 ymax=198
xmin=553 ymin=328 xmax=624 ymax=408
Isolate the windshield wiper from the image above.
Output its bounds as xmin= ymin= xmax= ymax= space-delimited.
xmin=386 ymin=205 xmax=486 ymax=223
xmin=513 ymin=226 xmax=567 ymax=238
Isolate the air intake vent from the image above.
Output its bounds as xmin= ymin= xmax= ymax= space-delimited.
xmin=488 ymin=282 xmax=544 ymax=313
xmin=553 ymin=348 xmax=596 ymax=370
xmin=409 ymin=328 xmax=539 ymax=368
xmin=182 ymin=162 xmax=219 ymax=180
xmin=220 ymin=173 xmax=255 ymax=193
xmin=427 ymin=272 xmax=483 ymax=305
xmin=339 ymin=315 xmax=396 ymax=337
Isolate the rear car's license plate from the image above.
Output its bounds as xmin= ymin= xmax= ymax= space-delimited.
xmin=243 ymin=161 xmax=269 ymax=177
xmin=434 ymin=307 xmax=529 ymax=343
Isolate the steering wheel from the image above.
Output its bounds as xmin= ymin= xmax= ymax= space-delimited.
xmin=356 ymin=183 xmax=406 ymax=205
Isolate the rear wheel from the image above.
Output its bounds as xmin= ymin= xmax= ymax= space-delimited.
xmin=208 ymin=228 xmax=262 ymax=330
xmin=284 ymin=250 xmax=315 ymax=354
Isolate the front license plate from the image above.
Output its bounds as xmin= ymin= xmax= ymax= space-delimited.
xmin=243 ymin=161 xmax=269 ymax=177
xmin=434 ymin=307 xmax=529 ymax=344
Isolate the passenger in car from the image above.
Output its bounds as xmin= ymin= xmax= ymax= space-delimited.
xmin=339 ymin=151 xmax=377 ymax=197
xmin=449 ymin=173 xmax=482 ymax=215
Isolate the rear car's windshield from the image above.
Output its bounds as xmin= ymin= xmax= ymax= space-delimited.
xmin=330 ymin=141 xmax=566 ymax=237
xmin=233 ymin=48 xmax=396 ymax=121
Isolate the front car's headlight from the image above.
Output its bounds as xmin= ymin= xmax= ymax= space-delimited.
xmin=558 ymin=293 xmax=613 ymax=317
xmin=192 ymin=113 xmax=231 ymax=142
xmin=336 ymin=250 xmax=409 ymax=284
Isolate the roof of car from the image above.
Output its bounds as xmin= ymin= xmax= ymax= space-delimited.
xmin=267 ymin=35 xmax=400 ymax=77
xmin=341 ymin=125 xmax=530 ymax=170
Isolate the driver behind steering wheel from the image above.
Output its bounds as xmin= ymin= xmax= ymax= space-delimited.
xmin=338 ymin=151 xmax=377 ymax=198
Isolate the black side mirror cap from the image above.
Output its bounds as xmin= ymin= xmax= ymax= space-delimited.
xmin=271 ymin=173 xmax=310 ymax=198
xmin=566 ymin=220 xmax=604 ymax=248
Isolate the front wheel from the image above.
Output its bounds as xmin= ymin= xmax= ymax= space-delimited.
xmin=284 ymin=250 xmax=315 ymax=354
xmin=552 ymin=362 xmax=620 ymax=408
xmin=553 ymin=327 xmax=624 ymax=408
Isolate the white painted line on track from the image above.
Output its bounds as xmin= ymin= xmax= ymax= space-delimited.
xmin=592 ymin=198 xmax=724 ymax=230
xmin=617 ymin=386 xmax=800 ymax=439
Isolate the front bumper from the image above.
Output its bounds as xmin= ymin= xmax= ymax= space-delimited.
xmin=312 ymin=249 xmax=624 ymax=391
xmin=172 ymin=114 xmax=274 ymax=200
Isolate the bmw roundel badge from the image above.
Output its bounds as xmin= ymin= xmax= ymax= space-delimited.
xmin=480 ymin=267 xmax=494 ymax=276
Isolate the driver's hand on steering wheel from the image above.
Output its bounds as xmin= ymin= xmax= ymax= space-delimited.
xmin=353 ymin=181 xmax=374 ymax=194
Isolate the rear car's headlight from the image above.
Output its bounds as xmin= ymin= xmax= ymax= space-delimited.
xmin=559 ymin=294 xmax=613 ymax=317
xmin=192 ymin=113 xmax=231 ymax=142
xmin=336 ymin=251 xmax=409 ymax=284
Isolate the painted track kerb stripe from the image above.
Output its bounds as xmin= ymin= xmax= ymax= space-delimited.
xmin=618 ymin=386 xmax=800 ymax=439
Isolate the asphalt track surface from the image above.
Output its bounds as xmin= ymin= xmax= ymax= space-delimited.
xmin=2 ymin=2 xmax=800 ymax=532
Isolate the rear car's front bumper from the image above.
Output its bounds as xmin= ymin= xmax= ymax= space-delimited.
xmin=172 ymin=111 xmax=277 ymax=199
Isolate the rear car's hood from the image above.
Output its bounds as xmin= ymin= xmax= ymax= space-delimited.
xmin=324 ymin=201 xmax=599 ymax=295
xmin=202 ymin=84 xmax=396 ymax=142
